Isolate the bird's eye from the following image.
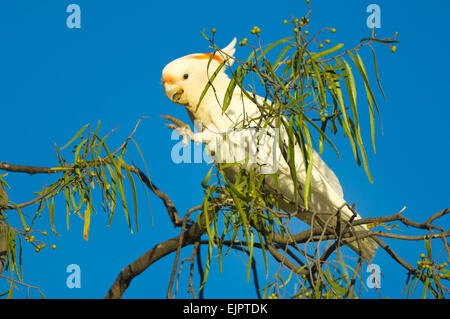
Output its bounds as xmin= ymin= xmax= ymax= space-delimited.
xmin=183 ymin=73 xmax=189 ymax=80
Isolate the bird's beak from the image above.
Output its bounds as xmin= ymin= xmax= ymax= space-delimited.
xmin=162 ymin=76 xmax=188 ymax=105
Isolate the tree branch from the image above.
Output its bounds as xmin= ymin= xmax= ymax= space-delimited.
xmin=0 ymin=160 xmax=181 ymax=227
xmin=105 ymin=216 xmax=204 ymax=299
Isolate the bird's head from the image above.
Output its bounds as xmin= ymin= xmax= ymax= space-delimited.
xmin=161 ymin=38 xmax=236 ymax=107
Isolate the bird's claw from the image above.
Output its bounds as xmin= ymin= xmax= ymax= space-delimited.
xmin=161 ymin=115 xmax=192 ymax=146
xmin=160 ymin=115 xmax=190 ymax=129
xmin=164 ymin=123 xmax=179 ymax=130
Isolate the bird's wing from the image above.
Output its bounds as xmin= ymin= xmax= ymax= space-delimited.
xmin=311 ymin=150 xmax=344 ymax=198
xmin=226 ymin=91 xmax=345 ymax=199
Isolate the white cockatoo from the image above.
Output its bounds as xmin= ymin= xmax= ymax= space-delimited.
xmin=161 ymin=38 xmax=377 ymax=260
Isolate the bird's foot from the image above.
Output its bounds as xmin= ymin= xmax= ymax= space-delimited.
xmin=161 ymin=115 xmax=194 ymax=146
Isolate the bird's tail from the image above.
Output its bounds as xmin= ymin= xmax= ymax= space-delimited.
xmin=344 ymin=223 xmax=378 ymax=261
xmin=337 ymin=204 xmax=378 ymax=261
xmin=281 ymin=201 xmax=378 ymax=261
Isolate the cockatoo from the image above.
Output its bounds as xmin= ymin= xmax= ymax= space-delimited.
xmin=161 ymin=38 xmax=378 ymax=260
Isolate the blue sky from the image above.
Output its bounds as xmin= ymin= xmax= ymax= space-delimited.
xmin=0 ymin=0 xmax=449 ymax=298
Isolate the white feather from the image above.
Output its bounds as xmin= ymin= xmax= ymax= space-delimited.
xmin=221 ymin=37 xmax=237 ymax=57
xmin=162 ymin=38 xmax=378 ymax=260
xmin=218 ymin=38 xmax=237 ymax=67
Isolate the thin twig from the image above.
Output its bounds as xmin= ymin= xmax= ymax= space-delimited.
xmin=188 ymin=242 xmax=200 ymax=299
xmin=167 ymin=206 xmax=201 ymax=299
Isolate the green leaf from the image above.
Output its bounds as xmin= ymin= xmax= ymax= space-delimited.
xmin=89 ymin=120 xmax=102 ymax=149
xmin=297 ymin=116 xmax=314 ymax=207
xmin=60 ymin=124 xmax=89 ymax=150
xmin=103 ymin=144 xmax=132 ymax=233
xmin=340 ymin=58 xmax=373 ymax=183
xmin=200 ymin=219 xmax=213 ymax=290
xmin=131 ymin=139 xmax=153 ymax=223
xmin=310 ymin=58 xmax=327 ymax=107
xmin=303 ymin=116 xmax=340 ymax=159
xmin=274 ymin=43 xmax=296 ymax=68
xmin=201 ymin=165 xmax=215 ymax=188
xmin=246 ymin=231 xmax=254 ymax=282
xmin=256 ymin=230 xmax=268 ymax=277
xmin=348 ymin=51 xmax=381 ymax=153
xmin=422 ymin=276 xmax=429 ymax=299
xmin=83 ymin=202 xmax=91 ymax=241
xmin=105 ymin=163 xmax=118 ymax=226
xmin=369 ymin=45 xmax=387 ymax=101
xmin=74 ymin=138 xmax=87 ymax=161
xmin=222 ymin=73 xmax=237 ymax=112
xmin=12 ymin=204 xmax=28 ymax=233
xmin=257 ymin=37 xmax=295 ymax=61
xmin=410 ymin=271 xmax=422 ymax=297
xmin=119 ymin=158 xmax=139 ymax=232
xmin=424 ymin=237 xmax=432 ymax=259
xmin=202 ymin=186 xmax=215 ymax=239
xmin=281 ymin=116 xmax=300 ymax=207
xmin=329 ymin=72 xmax=361 ymax=168
xmin=195 ymin=58 xmax=226 ymax=112
xmin=7 ymin=279 xmax=14 ymax=299
xmin=311 ymin=43 xmax=344 ymax=60
xmin=47 ymin=197 xmax=60 ymax=236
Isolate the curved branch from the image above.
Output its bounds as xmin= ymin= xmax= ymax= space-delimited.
xmin=0 ymin=160 xmax=181 ymax=227
xmin=105 ymin=219 xmax=204 ymax=299
xmin=352 ymin=208 xmax=449 ymax=232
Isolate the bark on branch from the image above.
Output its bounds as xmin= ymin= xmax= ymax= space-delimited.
xmin=105 ymin=213 xmax=205 ymax=299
